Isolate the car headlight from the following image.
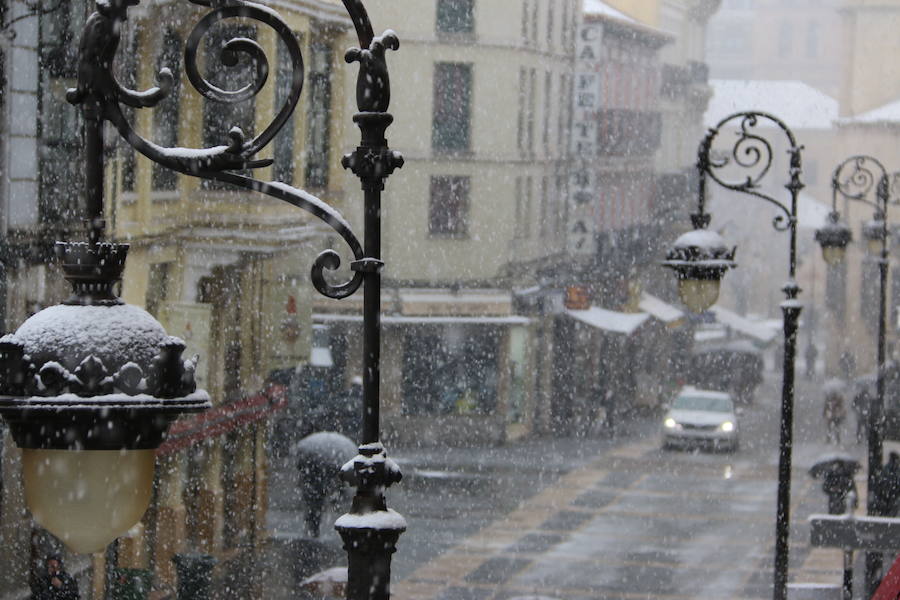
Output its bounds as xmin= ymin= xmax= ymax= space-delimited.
xmin=664 ymin=418 xmax=679 ymax=429
xmin=720 ymin=421 xmax=735 ymax=432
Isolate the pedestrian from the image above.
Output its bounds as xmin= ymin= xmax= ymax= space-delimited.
xmin=852 ymin=384 xmax=871 ymax=444
xmin=839 ymin=351 xmax=856 ymax=380
xmin=805 ymin=343 xmax=818 ymax=379
xmin=295 ymin=432 xmax=357 ymax=538
xmin=823 ymin=386 xmax=846 ymax=445
xmin=31 ymin=554 xmax=80 ymax=600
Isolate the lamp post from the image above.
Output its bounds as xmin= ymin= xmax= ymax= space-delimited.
xmin=663 ymin=111 xmax=803 ymax=600
xmin=815 ymin=155 xmax=895 ymax=597
xmin=0 ymin=1 xmax=404 ymax=599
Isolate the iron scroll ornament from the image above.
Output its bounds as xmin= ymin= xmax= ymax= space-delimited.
xmin=66 ymin=0 xmax=400 ymax=300
xmin=698 ymin=112 xmax=803 ymax=235
xmin=832 ymin=155 xmax=890 ymax=211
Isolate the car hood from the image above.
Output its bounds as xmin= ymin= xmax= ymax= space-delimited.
xmin=668 ymin=409 xmax=735 ymax=426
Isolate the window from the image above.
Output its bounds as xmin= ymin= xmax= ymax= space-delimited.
xmin=401 ymin=327 xmax=499 ymax=416
xmin=145 ymin=262 xmax=171 ymax=317
xmin=807 ymin=21 xmax=819 ymax=59
xmin=546 ymin=0 xmax=555 ymax=49
xmin=119 ymin=32 xmax=138 ymax=192
xmin=539 ymin=176 xmax=549 ymax=237
xmin=432 ymin=62 xmax=472 ymax=153
xmin=436 ymin=0 xmax=474 ymax=35
xmin=272 ymin=36 xmax=298 ymax=184
xmin=151 ymin=30 xmax=182 ymax=191
xmin=305 ymin=41 xmax=333 ymax=188
xmin=777 ymin=22 xmax=792 ymax=58
xmin=542 ymin=71 xmax=552 ymax=152
xmin=515 ymin=176 xmax=533 ymax=238
xmin=429 ymin=175 xmax=470 ymax=237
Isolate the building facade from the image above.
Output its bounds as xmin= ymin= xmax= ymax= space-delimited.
xmin=1 ymin=1 xmax=353 ymax=597
xmin=315 ymin=0 xmax=580 ymax=445
xmin=705 ymin=0 xmax=843 ymax=99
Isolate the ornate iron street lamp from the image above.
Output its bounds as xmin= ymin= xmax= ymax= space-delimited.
xmin=663 ymin=111 xmax=804 ymax=600
xmin=815 ymin=155 xmax=897 ymax=596
xmin=0 ymin=1 xmax=404 ymax=598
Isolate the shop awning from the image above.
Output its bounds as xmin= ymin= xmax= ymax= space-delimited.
xmin=399 ymin=289 xmax=514 ymax=317
xmin=312 ymin=314 xmax=530 ymax=326
xmin=709 ymin=305 xmax=778 ymax=346
xmin=566 ymin=306 xmax=650 ymax=335
xmin=638 ymin=293 xmax=684 ymax=325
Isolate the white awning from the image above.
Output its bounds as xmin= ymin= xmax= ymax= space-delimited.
xmin=399 ymin=289 xmax=513 ymax=317
xmin=709 ymin=305 xmax=778 ymax=346
xmin=310 ymin=346 xmax=333 ymax=368
xmin=638 ymin=293 xmax=684 ymax=324
xmin=566 ymin=306 xmax=650 ymax=335
xmin=313 ymin=314 xmax=530 ymax=326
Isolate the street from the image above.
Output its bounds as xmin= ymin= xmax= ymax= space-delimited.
xmin=267 ymin=365 xmax=868 ymax=599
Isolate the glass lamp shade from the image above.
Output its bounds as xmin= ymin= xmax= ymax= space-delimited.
xmin=867 ymin=236 xmax=885 ymax=256
xmin=678 ymin=278 xmax=721 ymax=313
xmin=820 ymin=244 xmax=846 ymax=267
xmin=23 ymin=449 xmax=155 ymax=554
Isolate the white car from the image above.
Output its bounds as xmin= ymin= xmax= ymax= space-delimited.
xmin=662 ymin=388 xmax=739 ymax=452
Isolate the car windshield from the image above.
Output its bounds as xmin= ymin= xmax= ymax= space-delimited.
xmin=673 ymin=395 xmax=733 ymax=413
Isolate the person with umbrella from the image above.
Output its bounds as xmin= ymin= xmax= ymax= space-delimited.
xmin=294 ymin=432 xmax=358 ymax=537
xmin=809 ymin=454 xmax=860 ymax=514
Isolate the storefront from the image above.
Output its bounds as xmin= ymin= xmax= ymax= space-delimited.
xmin=313 ymin=289 xmax=532 ymax=446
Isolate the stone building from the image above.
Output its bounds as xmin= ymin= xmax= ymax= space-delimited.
xmin=0 ymin=0 xmax=353 ymax=597
xmin=315 ymin=0 xmax=580 ymax=445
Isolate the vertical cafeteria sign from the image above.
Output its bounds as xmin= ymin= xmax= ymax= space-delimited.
xmin=569 ymin=20 xmax=603 ymax=257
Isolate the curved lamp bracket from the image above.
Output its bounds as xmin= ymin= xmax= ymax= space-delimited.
xmin=700 ymin=112 xmax=802 ymax=233
xmin=65 ymin=0 xmax=392 ymax=301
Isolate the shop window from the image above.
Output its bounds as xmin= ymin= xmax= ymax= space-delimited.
xmin=401 ymin=327 xmax=499 ymax=416
xmin=429 ymin=175 xmax=470 ymax=237
xmin=432 ymin=62 xmax=472 ymax=153
xmin=436 ymin=0 xmax=474 ymax=35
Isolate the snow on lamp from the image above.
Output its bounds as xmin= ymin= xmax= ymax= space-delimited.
xmin=814 ymin=212 xmax=852 ymax=267
xmin=0 ymin=241 xmax=210 ymax=553
xmin=662 ymin=228 xmax=736 ymax=313
xmin=863 ymin=216 xmax=888 ymax=256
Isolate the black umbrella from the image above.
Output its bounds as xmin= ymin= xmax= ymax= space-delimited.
xmin=809 ymin=453 xmax=861 ymax=479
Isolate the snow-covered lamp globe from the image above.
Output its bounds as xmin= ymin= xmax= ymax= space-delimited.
xmin=662 ymin=229 xmax=736 ymax=313
xmin=0 ymin=241 xmax=209 ymax=554
xmin=814 ymin=211 xmax=852 ymax=266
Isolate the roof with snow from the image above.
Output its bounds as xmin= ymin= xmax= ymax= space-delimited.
xmin=639 ymin=293 xmax=684 ymax=324
xmin=706 ymin=79 xmax=838 ymax=130
xmin=709 ymin=305 xmax=778 ymax=346
xmin=567 ymin=306 xmax=650 ymax=335
xmin=838 ymin=98 xmax=900 ymax=126
xmin=583 ymin=0 xmax=635 ymax=22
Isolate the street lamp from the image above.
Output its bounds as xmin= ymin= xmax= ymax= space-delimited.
xmin=664 ymin=111 xmax=804 ymax=600
xmin=0 ymin=1 xmax=404 ymax=599
xmin=816 ymin=155 xmax=894 ymax=596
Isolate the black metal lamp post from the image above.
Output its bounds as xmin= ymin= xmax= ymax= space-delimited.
xmin=664 ymin=111 xmax=804 ymax=600
xmin=816 ymin=155 xmax=895 ymax=596
xmin=0 ymin=1 xmax=404 ymax=598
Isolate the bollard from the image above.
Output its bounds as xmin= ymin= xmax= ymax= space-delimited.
xmin=172 ymin=553 xmax=217 ymax=600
